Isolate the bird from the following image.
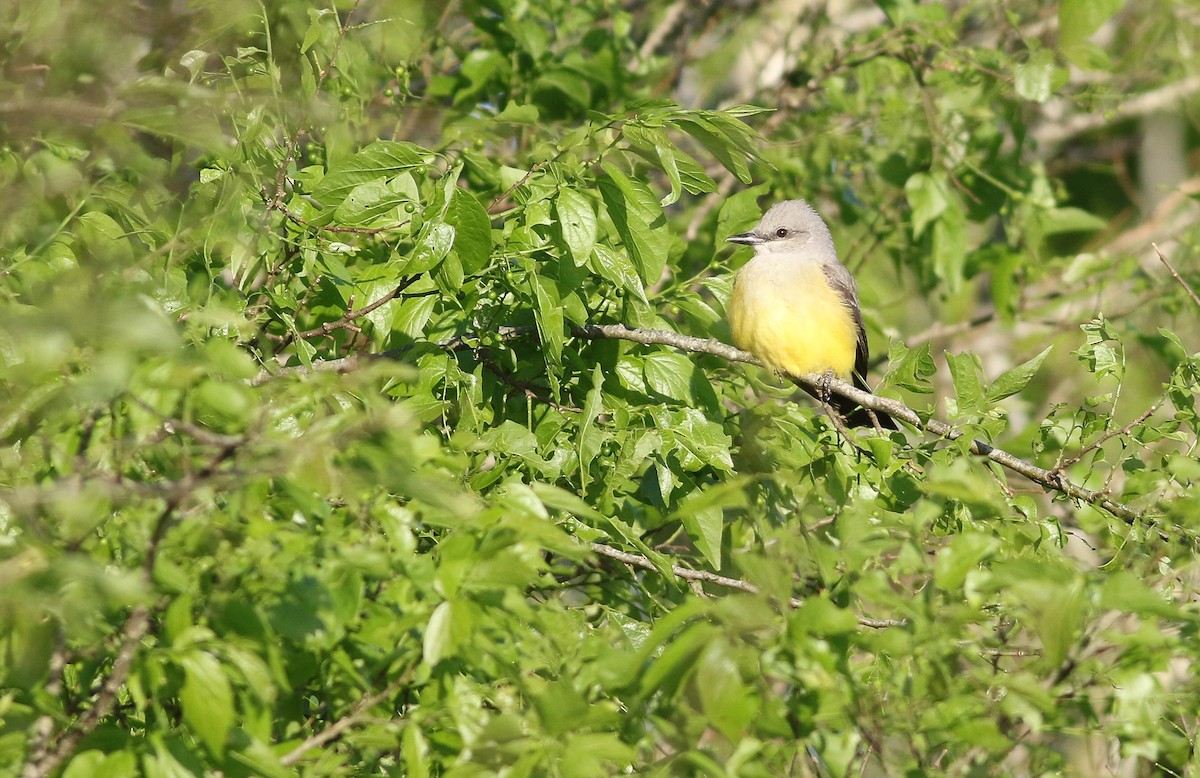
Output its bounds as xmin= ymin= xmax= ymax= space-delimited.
xmin=726 ymin=199 xmax=896 ymax=429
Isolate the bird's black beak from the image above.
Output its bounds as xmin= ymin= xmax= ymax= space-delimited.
xmin=726 ymin=232 xmax=763 ymax=246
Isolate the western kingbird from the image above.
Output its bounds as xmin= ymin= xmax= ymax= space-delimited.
xmin=726 ymin=200 xmax=896 ymax=429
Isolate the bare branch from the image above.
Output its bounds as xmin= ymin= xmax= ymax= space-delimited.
xmin=1036 ymin=74 xmax=1200 ymax=150
xmin=587 ymin=541 xmax=904 ymax=629
xmin=280 ymin=667 xmax=416 ymax=766
xmin=21 ymin=435 xmax=245 ymax=777
xmin=20 ymin=633 xmax=68 ymax=774
xmin=568 ymin=324 xmax=1160 ymax=532
xmin=254 ymin=322 xmax=1175 ymax=537
xmin=1051 ymin=402 xmax=1161 ymax=476
xmin=291 ymin=276 xmax=420 ymax=341
xmin=21 ymin=607 xmax=150 ymax=778
xmin=1154 ymin=242 xmax=1200 ymax=310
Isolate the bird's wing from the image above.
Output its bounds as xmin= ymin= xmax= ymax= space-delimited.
xmin=821 ymin=262 xmax=869 ymax=386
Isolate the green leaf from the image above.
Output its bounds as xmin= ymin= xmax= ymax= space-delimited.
xmin=394 ymin=294 xmax=438 ymax=338
xmin=1014 ymin=49 xmax=1057 ymax=103
xmin=494 ymin=102 xmax=540 ymax=124
xmin=589 ymin=245 xmax=647 ymax=303
xmin=947 ymin=352 xmax=984 ymax=415
xmin=643 ymin=351 xmax=695 ymax=403
xmin=722 ymin=104 xmax=774 ymax=118
xmin=423 ymin=601 xmax=454 ymax=665
xmin=670 ymin=150 xmax=718 ymax=196
xmin=433 ymin=249 xmax=464 ymax=297
xmin=622 ymin=124 xmax=689 ymax=206
xmin=333 ymin=179 xmax=412 ymax=226
xmin=1037 ymin=207 xmax=1108 ymax=236
xmin=598 ymin=163 xmax=669 ymax=285
xmin=1101 ymin=572 xmax=1194 ymax=621
xmin=905 ymin=172 xmax=949 ymax=238
xmin=1059 ymin=0 xmax=1125 ymax=49
xmin=986 ymin=247 xmax=1022 ymax=323
xmin=530 ymin=273 xmax=564 ymax=366
xmin=696 ymin=638 xmax=757 ymax=740
xmin=534 ymin=69 xmax=592 ymax=110
xmin=933 ymin=201 xmax=967 ymax=292
xmin=482 ymin=420 xmax=540 ymax=460
xmin=311 ymin=141 xmax=426 ymax=212
xmin=638 ymin=620 xmax=716 ymax=699
xmin=794 ymin=597 xmax=860 ymax=636
xmin=65 ymin=750 xmax=138 ymax=778
xmin=934 ymin=532 xmax=998 ymax=591
xmin=886 ymin=341 xmax=937 ymax=394
xmin=1075 ymin=318 xmax=1123 ymax=380
xmin=180 ymin=651 xmax=234 ymax=757
xmin=578 ymin=364 xmax=606 ymax=492
xmin=657 ymin=407 xmax=734 ymax=472
xmin=987 ymin=346 xmax=1052 ymax=403
xmin=78 ymin=211 xmax=134 ymax=263
xmin=555 ymin=188 xmax=598 ymax=266
xmin=355 ymin=266 xmax=405 ymax=338
xmin=676 ymin=501 xmax=724 ymax=571
xmin=405 ymin=221 xmax=455 ymax=275
xmin=669 ymin=110 xmax=765 ymax=184
xmin=531 ymin=481 xmax=610 ymax=526
xmin=446 ymin=189 xmax=492 ymax=274
xmin=300 ymin=8 xmax=333 ymax=53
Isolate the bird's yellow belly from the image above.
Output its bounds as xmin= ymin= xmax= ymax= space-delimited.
xmin=728 ymin=260 xmax=857 ymax=379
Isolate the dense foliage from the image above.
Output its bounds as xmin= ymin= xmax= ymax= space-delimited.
xmin=3 ymin=0 xmax=1200 ymax=774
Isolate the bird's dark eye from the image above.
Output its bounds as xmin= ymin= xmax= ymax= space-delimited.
xmin=775 ymin=228 xmax=788 ymax=238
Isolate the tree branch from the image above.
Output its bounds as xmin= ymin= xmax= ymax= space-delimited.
xmin=279 ymin=666 xmax=416 ymax=766
xmin=1035 ymin=74 xmax=1200 ymax=150
xmin=1051 ymin=402 xmax=1161 ymax=476
xmin=20 ymin=605 xmax=152 ymax=778
xmin=1154 ymin=242 xmax=1200 ymax=309
xmin=21 ymin=437 xmax=245 ymax=778
xmin=254 ymin=321 xmax=1175 ymax=537
xmin=569 ymin=324 xmax=1160 ymax=532
xmin=291 ymin=276 xmax=419 ymax=341
xmin=588 ymin=541 xmax=903 ymax=628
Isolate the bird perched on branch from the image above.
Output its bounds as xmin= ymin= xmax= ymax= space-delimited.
xmin=726 ymin=199 xmax=896 ymax=430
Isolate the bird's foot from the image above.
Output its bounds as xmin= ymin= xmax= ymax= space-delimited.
xmin=819 ymin=370 xmax=834 ymax=404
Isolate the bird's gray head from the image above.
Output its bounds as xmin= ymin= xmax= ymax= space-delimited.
xmin=726 ymin=199 xmax=838 ymax=261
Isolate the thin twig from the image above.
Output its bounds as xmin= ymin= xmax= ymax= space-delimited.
xmin=479 ymin=355 xmax=583 ymax=413
xmin=279 ymin=666 xmax=416 ymax=766
xmin=291 ymin=276 xmax=419 ymax=341
xmin=21 ymin=633 xmax=68 ymax=773
xmin=1051 ymin=402 xmax=1161 ymax=476
xmin=269 ymin=0 xmax=363 ymax=211
xmin=638 ymin=0 xmax=687 ymax=61
xmin=23 ymin=529 xmax=167 ymax=778
xmin=1154 ymin=242 xmax=1200 ymax=309
xmin=20 ymin=606 xmax=152 ymax=778
xmin=487 ymin=161 xmax=547 ymax=215
xmin=588 ymin=541 xmax=904 ymax=628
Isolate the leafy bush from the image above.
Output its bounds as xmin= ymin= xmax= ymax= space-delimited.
xmin=3 ymin=0 xmax=1200 ymax=775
